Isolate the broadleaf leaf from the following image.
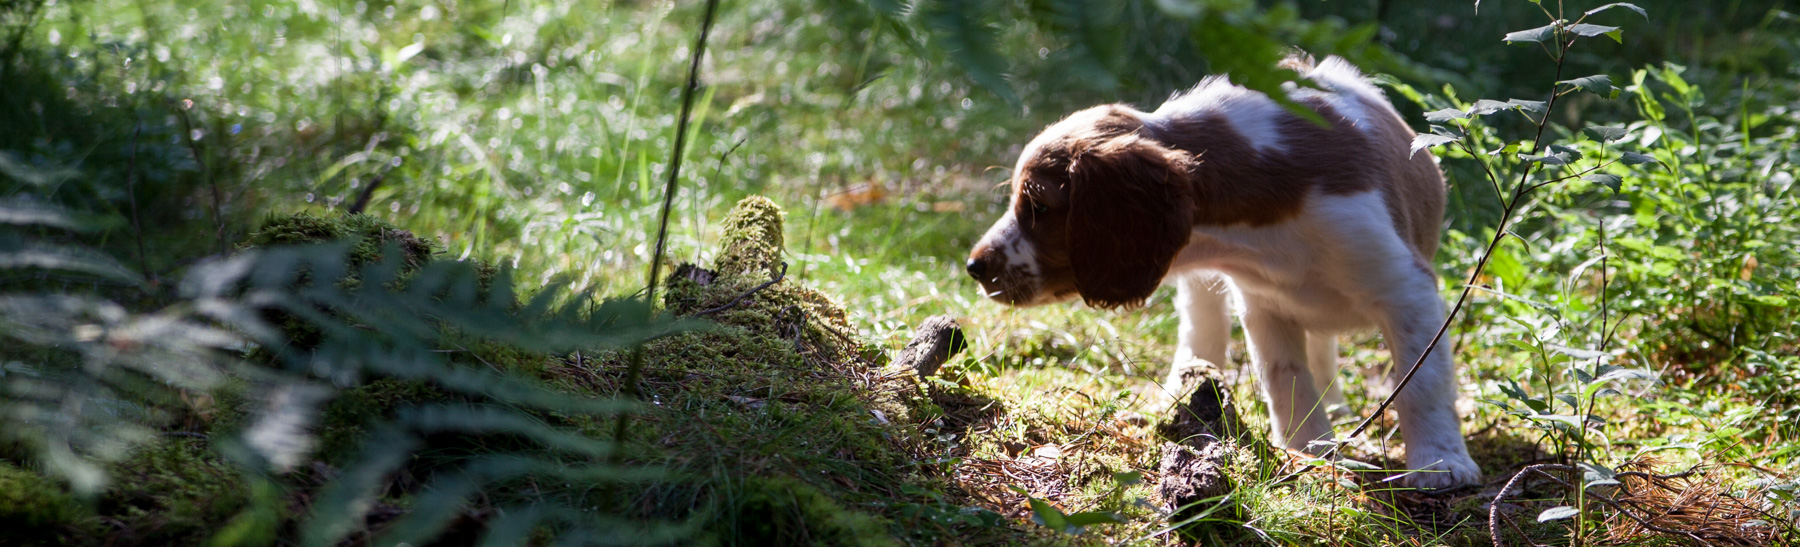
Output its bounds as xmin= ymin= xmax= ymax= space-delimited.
xmin=1566 ymin=23 xmax=1619 ymax=38
xmin=1585 ymin=2 xmax=1648 ymax=19
xmin=1560 ymin=74 xmax=1620 ymax=99
xmin=1508 ymin=98 xmax=1548 ymax=114
xmin=1424 ymin=108 xmax=1467 ymax=123
xmin=1538 ymin=506 xmax=1581 ymax=522
xmin=1469 ymin=99 xmax=1512 ymax=116
xmin=1586 ymin=126 xmax=1628 ymax=142
xmin=1411 ymin=133 xmax=1458 ymax=158
xmin=1504 ymin=23 xmax=1558 ymax=44
xmin=1584 ymin=173 xmax=1624 ymax=192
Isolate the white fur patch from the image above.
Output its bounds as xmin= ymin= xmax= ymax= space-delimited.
xmin=1147 ymin=55 xmax=1391 ymax=139
xmin=995 ymin=217 xmax=1040 ymax=278
xmin=1150 ymin=76 xmax=1288 ymax=155
xmin=1308 ymin=56 xmax=1389 ymax=108
xmin=1296 ymin=56 xmax=1386 ymax=132
xmin=971 ymin=210 xmax=1044 ymax=302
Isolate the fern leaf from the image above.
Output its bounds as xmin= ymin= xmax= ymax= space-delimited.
xmin=918 ymin=1 xmax=1020 ymax=105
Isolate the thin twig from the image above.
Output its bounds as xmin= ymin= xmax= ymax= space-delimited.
xmin=610 ymin=0 xmax=721 ymax=456
xmin=123 ymin=119 xmax=152 ymax=281
xmin=171 ymin=101 xmax=227 ymax=256
xmin=695 ymin=262 xmax=788 ymax=317
xmin=346 ymin=163 xmax=394 ymax=215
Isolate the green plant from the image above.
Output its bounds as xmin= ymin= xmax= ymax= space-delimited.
xmin=847 ymin=0 xmax=1423 ymax=112
xmin=195 ymin=237 xmax=702 ymax=544
xmin=1400 ymin=2 xmax=1665 ymax=541
xmin=1396 ymin=1 xmax=1797 ymax=544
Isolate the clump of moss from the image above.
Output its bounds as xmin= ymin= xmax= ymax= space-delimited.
xmin=101 ymin=439 xmax=246 ymax=546
xmin=713 ymin=196 xmax=785 ymax=278
xmin=725 ymin=476 xmax=899 ymax=547
xmin=0 ymin=462 xmax=93 ymax=545
xmin=244 ymin=212 xmax=435 ymax=271
xmin=239 ymin=213 xmax=447 ymax=353
xmin=663 ymin=198 xmax=873 ymax=377
xmin=315 ymin=378 xmax=449 ymax=463
xmin=593 ymin=196 xmax=982 ymax=541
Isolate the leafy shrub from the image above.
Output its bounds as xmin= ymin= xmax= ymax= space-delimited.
xmin=1402 ymin=1 xmax=1799 ymax=540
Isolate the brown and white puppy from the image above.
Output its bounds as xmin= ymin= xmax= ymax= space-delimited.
xmin=965 ymin=56 xmax=1478 ymax=488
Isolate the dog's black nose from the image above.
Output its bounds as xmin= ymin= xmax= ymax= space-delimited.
xmin=965 ymin=258 xmax=987 ymax=278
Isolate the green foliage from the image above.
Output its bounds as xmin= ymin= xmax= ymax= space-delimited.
xmin=103 ymin=439 xmax=247 ymax=545
xmin=848 ymin=0 xmax=1422 ymax=112
xmin=4 ymin=0 xmax=1799 ymax=544
xmin=0 ymin=191 xmax=231 ymax=495
xmin=0 ymin=460 xmax=93 ymax=545
xmin=0 ymin=190 xmax=702 ymax=544
xmin=728 ymin=476 xmax=899 ymax=546
xmin=1405 ymin=1 xmax=1800 ymax=543
xmin=195 ymin=227 xmax=699 ymax=544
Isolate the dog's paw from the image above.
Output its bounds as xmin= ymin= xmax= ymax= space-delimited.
xmin=1398 ymin=450 xmax=1480 ymax=489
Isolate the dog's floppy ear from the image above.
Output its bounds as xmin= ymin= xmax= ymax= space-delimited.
xmin=1066 ymin=135 xmax=1194 ymax=309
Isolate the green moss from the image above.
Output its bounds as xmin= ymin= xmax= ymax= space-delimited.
xmin=102 ymin=439 xmax=246 ymax=546
xmin=0 ymin=462 xmax=92 ymax=545
xmin=596 ymin=196 xmax=972 ymax=542
xmin=244 ymin=212 xmax=436 ymax=271
xmin=714 ymin=196 xmax=786 ymax=277
xmin=726 ymin=476 xmax=899 ymax=547
xmin=447 ymin=334 xmax=562 ymax=381
xmin=316 ymin=378 xmax=448 ymax=463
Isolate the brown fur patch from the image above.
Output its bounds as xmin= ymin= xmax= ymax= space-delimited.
xmin=1065 ymin=134 xmax=1195 ymax=308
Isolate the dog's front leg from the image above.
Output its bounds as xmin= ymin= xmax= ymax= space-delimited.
xmin=1306 ymin=331 xmax=1347 ymax=414
xmin=1242 ymin=299 xmax=1333 ymax=451
xmin=1165 ymin=272 xmax=1234 ymax=393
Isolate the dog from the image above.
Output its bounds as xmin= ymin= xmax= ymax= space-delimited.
xmin=963 ymin=55 xmax=1478 ymax=488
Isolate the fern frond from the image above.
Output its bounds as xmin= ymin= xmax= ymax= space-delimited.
xmin=917 ymin=1 xmax=1020 ymax=105
xmin=0 ymin=236 xmax=144 ymax=284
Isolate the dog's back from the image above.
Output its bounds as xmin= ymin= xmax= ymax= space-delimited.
xmin=1141 ymin=54 xmax=1445 ymax=264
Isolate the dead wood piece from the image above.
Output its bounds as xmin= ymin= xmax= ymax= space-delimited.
xmin=894 ymin=315 xmax=966 ymax=378
xmin=1158 ymin=441 xmax=1235 ymax=524
xmin=695 ymin=262 xmax=788 ymax=317
xmin=672 ymin=263 xmax=717 ymax=286
xmin=1155 ymin=359 xmax=1247 ymax=544
xmin=1157 ymin=360 xmax=1244 ymax=445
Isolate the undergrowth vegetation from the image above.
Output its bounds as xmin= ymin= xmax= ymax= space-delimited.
xmin=1 ymin=0 xmax=1797 ymax=544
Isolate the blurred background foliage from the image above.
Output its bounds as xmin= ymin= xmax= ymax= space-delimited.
xmin=0 ymin=0 xmax=1797 ymax=544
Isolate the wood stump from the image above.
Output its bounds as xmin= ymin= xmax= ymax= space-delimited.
xmin=1156 ymin=359 xmax=1246 ymax=543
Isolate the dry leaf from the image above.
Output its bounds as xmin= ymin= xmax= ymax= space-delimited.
xmin=824 ymin=182 xmax=888 ymax=211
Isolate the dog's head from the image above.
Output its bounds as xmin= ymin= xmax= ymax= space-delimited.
xmin=965 ymin=105 xmax=1195 ymax=309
